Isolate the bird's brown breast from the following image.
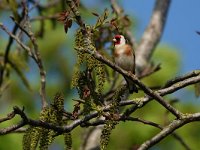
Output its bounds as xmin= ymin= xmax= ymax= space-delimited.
xmin=124 ymin=45 xmax=132 ymax=56
xmin=114 ymin=44 xmax=133 ymax=57
xmin=114 ymin=44 xmax=135 ymax=72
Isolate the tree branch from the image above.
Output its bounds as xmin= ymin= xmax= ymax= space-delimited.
xmin=122 ymin=70 xmax=200 ymax=117
xmin=163 ymin=70 xmax=200 ymax=88
xmin=0 ymin=23 xmax=35 ymax=59
xmin=0 ymin=3 xmax=48 ymax=108
xmin=0 ymin=121 xmax=26 ymax=135
xmin=81 ymin=116 xmax=191 ymax=150
xmin=138 ymin=113 xmax=200 ymax=150
xmin=136 ymin=0 xmax=171 ymax=72
xmin=20 ymin=2 xmax=47 ymax=108
xmin=0 ymin=110 xmax=16 ymax=123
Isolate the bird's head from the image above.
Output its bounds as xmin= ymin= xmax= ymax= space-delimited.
xmin=113 ymin=35 xmax=126 ymax=46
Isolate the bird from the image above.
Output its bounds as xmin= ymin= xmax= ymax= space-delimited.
xmin=113 ymin=34 xmax=138 ymax=93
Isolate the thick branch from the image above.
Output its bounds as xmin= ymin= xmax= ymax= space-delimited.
xmin=122 ymin=70 xmax=200 ymax=116
xmin=81 ymin=116 xmax=190 ymax=150
xmin=138 ymin=113 xmax=200 ymax=150
xmin=163 ymin=70 xmax=200 ymax=88
xmin=136 ymin=0 xmax=171 ymax=72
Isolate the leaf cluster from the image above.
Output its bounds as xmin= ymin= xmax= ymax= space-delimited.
xmin=23 ymin=93 xmax=72 ymax=150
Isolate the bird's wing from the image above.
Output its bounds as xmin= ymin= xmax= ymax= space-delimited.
xmin=124 ymin=44 xmax=135 ymax=74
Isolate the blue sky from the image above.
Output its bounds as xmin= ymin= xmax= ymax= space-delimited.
xmin=122 ymin=0 xmax=200 ymax=73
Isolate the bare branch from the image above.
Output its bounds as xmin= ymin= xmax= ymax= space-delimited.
xmin=136 ymin=0 xmax=171 ymax=72
xmin=138 ymin=113 xmax=200 ymax=150
xmin=163 ymin=70 xmax=200 ymax=88
xmin=19 ymin=2 xmax=47 ymax=108
xmin=81 ymin=116 xmax=191 ymax=150
xmin=122 ymin=70 xmax=200 ymax=117
xmin=2 ymin=1 xmax=48 ymax=108
xmin=159 ymin=71 xmax=200 ymax=95
xmin=0 ymin=4 xmax=27 ymax=86
xmin=0 ymin=24 xmax=18 ymax=86
xmin=12 ymin=127 xmax=27 ymax=133
xmin=0 ymin=110 xmax=15 ymax=123
xmin=0 ymin=68 xmax=199 ymax=147
xmin=0 ymin=23 xmax=34 ymax=58
xmin=80 ymin=126 xmax=103 ymax=150
xmin=0 ymin=21 xmax=47 ymax=108
xmin=0 ymin=121 xmax=26 ymax=135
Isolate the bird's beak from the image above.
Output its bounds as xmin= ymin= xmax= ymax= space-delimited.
xmin=113 ymin=38 xmax=117 ymax=42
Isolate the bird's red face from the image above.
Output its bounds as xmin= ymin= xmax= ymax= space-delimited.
xmin=113 ymin=35 xmax=121 ymax=45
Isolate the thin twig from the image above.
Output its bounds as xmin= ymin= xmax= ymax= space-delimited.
xmin=0 ymin=24 xmax=18 ymax=86
xmin=0 ymin=121 xmax=26 ymax=135
xmin=0 ymin=23 xmax=35 ymax=58
xmin=0 ymin=110 xmax=15 ymax=123
xmin=122 ymin=70 xmax=200 ymax=117
xmin=8 ymin=2 xmax=48 ymax=108
xmin=126 ymin=117 xmax=191 ymax=150
xmin=21 ymin=3 xmax=47 ymax=108
xmin=0 ymin=22 xmax=47 ymax=108
xmin=159 ymin=73 xmax=200 ymax=95
xmin=163 ymin=70 xmax=200 ymax=88
xmin=0 ymin=7 xmax=26 ymax=86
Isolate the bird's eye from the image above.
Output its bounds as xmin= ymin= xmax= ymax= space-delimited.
xmin=116 ymin=37 xmax=120 ymax=40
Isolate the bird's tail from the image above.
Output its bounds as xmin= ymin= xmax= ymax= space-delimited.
xmin=125 ymin=77 xmax=138 ymax=94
